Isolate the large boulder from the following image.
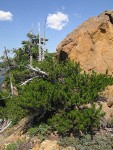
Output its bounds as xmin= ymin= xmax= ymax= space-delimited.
xmin=57 ymin=10 xmax=113 ymax=74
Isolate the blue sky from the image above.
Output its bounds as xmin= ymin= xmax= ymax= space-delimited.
xmin=0 ymin=0 xmax=113 ymax=56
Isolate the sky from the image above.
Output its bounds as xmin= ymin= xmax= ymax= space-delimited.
xmin=0 ymin=0 xmax=113 ymax=57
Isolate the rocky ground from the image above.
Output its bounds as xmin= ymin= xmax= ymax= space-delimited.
xmin=0 ymin=117 xmax=113 ymax=150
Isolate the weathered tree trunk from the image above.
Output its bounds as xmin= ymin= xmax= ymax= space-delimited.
xmin=30 ymin=51 xmax=33 ymax=66
xmin=0 ymin=119 xmax=12 ymax=133
xmin=4 ymin=49 xmax=14 ymax=96
xmin=20 ymin=65 xmax=48 ymax=86
xmin=38 ymin=23 xmax=42 ymax=61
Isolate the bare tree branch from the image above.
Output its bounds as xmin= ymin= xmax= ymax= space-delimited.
xmin=0 ymin=119 xmax=12 ymax=133
xmin=27 ymin=65 xmax=48 ymax=76
xmin=20 ymin=75 xmax=39 ymax=86
xmin=0 ymin=67 xmax=10 ymax=75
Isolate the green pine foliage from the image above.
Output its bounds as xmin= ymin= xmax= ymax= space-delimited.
xmin=2 ymin=59 xmax=112 ymax=137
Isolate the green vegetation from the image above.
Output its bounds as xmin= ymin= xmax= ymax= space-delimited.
xmin=59 ymin=133 xmax=113 ymax=150
xmin=6 ymin=140 xmax=24 ymax=150
xmin=28 ymin=123 xmax=51 ymax=142
xmin=6 ymin=143 xmax=17 ymax=150
xmin=0 ymin=32 xmax=113 ymax=142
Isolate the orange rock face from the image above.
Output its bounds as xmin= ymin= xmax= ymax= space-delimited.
xmin=57 ymin=10 xmax=113 ymax=74
xmin=33 ymin=140 xmax=59 ymax=150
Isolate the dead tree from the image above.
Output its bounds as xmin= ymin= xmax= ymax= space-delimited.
xmin=4 ymin=48 xmax=14 ymax=96
xmin=20 ymin=64 xmax=48 ymax=86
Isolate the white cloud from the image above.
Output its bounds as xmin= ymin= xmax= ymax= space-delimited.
xmin=46 ymin=11 xmax=69 ymax=30
xmin=0 ymin=10 xmax=13 ymax=21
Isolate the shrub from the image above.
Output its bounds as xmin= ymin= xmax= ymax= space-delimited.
xmin=6 ymin=143 xmax=17 ymax=150
xmin=27 ymin=127 xmax=38 ymax=136
xmin=6 ymin=140 xmax=25 ymax=150
xmin=1 ymin=60 xmax=113 ymax=138
xmin=16 ymin=61 xmax=113 ymax=138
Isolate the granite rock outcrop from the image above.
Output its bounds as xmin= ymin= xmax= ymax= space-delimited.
xmin=57 ymin=10 xmax=113 ymax=74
